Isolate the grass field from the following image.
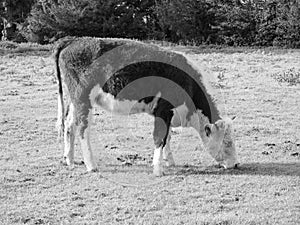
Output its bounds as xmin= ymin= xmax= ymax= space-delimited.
xmin=0 ymin=44 xmax=299 ymax=225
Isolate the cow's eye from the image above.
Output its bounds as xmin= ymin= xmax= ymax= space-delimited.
xmin=204 ymin=124 xmax=211 ymax=137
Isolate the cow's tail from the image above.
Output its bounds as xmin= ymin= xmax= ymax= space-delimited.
xmin=53 ymin=37 xmax=76 ymax=141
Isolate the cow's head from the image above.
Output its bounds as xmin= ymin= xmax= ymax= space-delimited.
xmin=204 ymin=117 xmax=238 ymax=169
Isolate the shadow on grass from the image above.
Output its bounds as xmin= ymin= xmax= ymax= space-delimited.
xmin=102 ymin=163 xmax=152 ymax=174
xmin=100 ymin=162 xmax=300 ymax=177
xmin=174 ymin=162 xmax=300 ymax=177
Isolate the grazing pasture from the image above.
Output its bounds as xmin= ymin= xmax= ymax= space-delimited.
xmin=0 ymin=44 xmax=299 ymax=224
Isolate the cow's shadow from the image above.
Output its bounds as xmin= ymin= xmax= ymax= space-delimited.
xmin=171 ymin=162 xmax=300 ymax=177
xmin=102 ymin=162 xmax=300 ymax=177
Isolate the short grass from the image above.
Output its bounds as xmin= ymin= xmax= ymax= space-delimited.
xmin=0 ymin=43 xmax=299 ymax=225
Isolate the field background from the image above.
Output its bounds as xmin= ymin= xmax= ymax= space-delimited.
xmin=0 ymin=44 xmax=299 ymax=225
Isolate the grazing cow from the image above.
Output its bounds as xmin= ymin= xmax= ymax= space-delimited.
xmin=54 ymin=36 xmax=238 ymax=176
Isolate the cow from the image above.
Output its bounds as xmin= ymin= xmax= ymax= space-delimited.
xmin=54 ymin=36 xmax=238 ymax=176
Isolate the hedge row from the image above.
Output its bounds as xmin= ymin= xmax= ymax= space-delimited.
xmin=1 ymin=0 xmax=300 ymax=47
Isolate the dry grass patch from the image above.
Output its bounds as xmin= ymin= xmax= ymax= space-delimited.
xmin=0 ymin=46 xmax=299 ymax=225
xmin=272 ymin=68 xmax=300 ymax=86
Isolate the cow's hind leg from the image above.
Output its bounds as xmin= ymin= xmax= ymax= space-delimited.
xmin=77 ymin=104 xmax=97 ymax=172
xmin=63 ymin=103 xmax=76 ymax=167
xmin=163 ymin=133 xmax=175 ymax=167
xmin=152 ymin=104 xmax=173 ymax=176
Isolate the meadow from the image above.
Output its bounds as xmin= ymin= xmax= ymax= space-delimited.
xmin=0 ymin=43 xmax=299 ymax=224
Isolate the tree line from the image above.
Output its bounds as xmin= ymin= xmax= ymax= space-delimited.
xmin=1 ymin=0 xmax=300 ymax=47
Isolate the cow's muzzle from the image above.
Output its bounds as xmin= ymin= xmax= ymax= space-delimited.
xmin=220 ymin=163 xmax=240 ymax=169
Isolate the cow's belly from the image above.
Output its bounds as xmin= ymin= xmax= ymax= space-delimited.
xmin=89 ymin=84 xmax=157 ymax=115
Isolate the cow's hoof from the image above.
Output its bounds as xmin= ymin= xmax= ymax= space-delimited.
xmin=164 ymin=153 xmax=175 ymax=167
xmin=234 ymin=163 xmax=240 ymax=169
xmin=87 ymin=168 xmax=98 ymax=173
xmin=216 ymin=164 xmax=227 ymax=169
xmin=74 ymin=161 xmax=85 ymax=165
xmin=153 ymin=165 xmax=164 ymax=177
xmin=165 ymin=159 xmax=175 ymax=167
xmin=63 ymin=156 xmax=74 ymax=166
xmin=217 ymin=163 xmax=240 ymax=170
xmin=68 ymin=164 xmax=75 ymax=170
xmin=84 ymin=160 xmax=97 ymax=172
xmin=62 ymin=157 xmax=75 ymax=168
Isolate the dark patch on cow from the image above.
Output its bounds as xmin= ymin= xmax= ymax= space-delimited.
xmin=102 ymin=61 xmax=214 ymax=121
xmin=152 ymin=98 xmax=174 ymax=148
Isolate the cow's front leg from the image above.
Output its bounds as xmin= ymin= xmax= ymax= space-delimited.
xmin=78 ymin=108 xmax=97 ymax=172
xmin=153 ymin=107 xmax=173 ymax=176
xmin=63 ymin=103 xmax=76 ymax=167
xmin=153 ymin=145 xmax=164 ymax=177
xmin=163 ymin=134 xmax=175 ymax=167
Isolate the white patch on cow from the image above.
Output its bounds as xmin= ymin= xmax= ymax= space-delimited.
xmin=203 ymin=118 xmax=238 ymax=169
xmin=153 ymin=146 xmax=164 ymax=176
xmin=171 ymin=103 xmax=209 ymax=130
xmin=79 ymin=109 xmax=97 ymax=172
xmin=89 ymin=84 xmax=161 ymax=115
xmin=64 ymin=103 xmax=76 ymax=166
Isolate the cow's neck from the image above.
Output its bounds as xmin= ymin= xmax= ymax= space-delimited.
xmin=209 ymin=101 xmax=222 ymax=124
xmin=195 ymin=94 xmax=221 ymax=124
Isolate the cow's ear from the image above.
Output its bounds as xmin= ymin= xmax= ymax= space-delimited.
xmin=204 ymin=124 xmax=211 ymax=137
